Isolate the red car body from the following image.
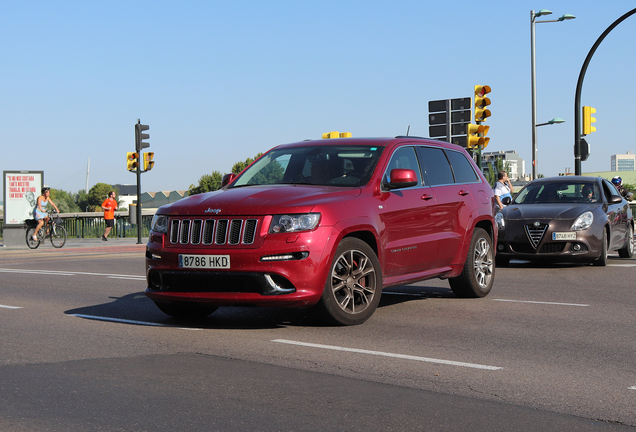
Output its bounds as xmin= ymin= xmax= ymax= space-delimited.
xmin=145 ymin=137 xmax=497 ymax=324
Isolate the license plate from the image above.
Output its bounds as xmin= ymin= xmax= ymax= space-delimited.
xmin=552 ymin=232 xmax=576 ymax=241
xmin=178 ymin=254 xmax=230 ymax=269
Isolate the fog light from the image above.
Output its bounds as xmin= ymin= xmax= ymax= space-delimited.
xmin=572 ymin=244 xmax=581 ymax=251
xmin=498 ymin=244 xmax=504 ymax=251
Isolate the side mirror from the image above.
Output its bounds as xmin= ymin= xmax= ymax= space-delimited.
xmin=221 ymin=173 xmax=237 ymax=187
xmin=386 ymin=168 xmax=418 ymax=190
xmin=501 ymin=196 xmax=512 ymax=205
xmin=609 ymin=195 xmax=623 ymax=204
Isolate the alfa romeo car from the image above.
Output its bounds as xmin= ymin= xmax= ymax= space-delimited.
xmin=495 ymin=176 xmax=634 ymax=266
xmin=145 ymin=136 xmax=497 ymax=325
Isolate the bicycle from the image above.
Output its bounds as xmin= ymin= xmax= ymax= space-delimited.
xmin=25 ymin=209 xmax=67 ymax=249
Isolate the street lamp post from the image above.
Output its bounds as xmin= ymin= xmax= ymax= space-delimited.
xmin=531 ymin=9 xmax=575 ymax=180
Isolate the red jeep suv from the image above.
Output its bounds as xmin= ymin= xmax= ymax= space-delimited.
xmin=145 ymin=136 xmax=497 ymax=325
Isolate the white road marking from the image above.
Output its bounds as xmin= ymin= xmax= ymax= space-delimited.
xmin=493 ymin=299 xmax=589 ymax=307
xmin=629 ymin=386 xmax=636 ymax=390
xmin=69 ymin=313 xmax=200 ymax=330
xmin=271 ymin=339 xmax=502 ymax=371
xmin=0 ymin=268 xmax=143 ymax=279
xmin=608 ymin=264 xmax=636 ymax=267
xmin=0 ymin=304 xmax=22 ymax=309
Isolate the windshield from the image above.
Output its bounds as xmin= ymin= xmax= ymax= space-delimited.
xmin=514 ymin=181 xmax=601 ymax=204
xmin=232 ymin=145 xmax=385 ymax=187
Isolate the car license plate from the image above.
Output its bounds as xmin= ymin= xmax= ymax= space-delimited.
xmin=179 ymin=254 xmax=230 ymax=269
xmin=552 ymin=232 xmax=576 ymax=241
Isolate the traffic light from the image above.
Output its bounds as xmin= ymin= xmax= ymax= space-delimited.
xmin=466 ymin=124 xmax=490 ymax=149
xmin=143 ymin=152 xmax=155 ymax=171
xmin=135 ymin=121 xmax=150 ymax=151
xmin=582 ymin=106 xmax=596 ymax=135
xmin=322 ymin=131 xmax=351 ymax=139
xmin=127 ymin=152 xmax=139 ymax=171
xmin=474 ymin=85 xmax=492 ymax=122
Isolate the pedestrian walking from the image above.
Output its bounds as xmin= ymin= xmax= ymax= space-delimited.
xmin=101 ymin=191 xmax=118 ymax=241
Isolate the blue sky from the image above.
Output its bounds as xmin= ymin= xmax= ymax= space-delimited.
xmin=1 ymin=0 xmax=635 ymax=194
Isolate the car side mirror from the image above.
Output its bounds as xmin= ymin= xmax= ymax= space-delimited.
xmin=221 ymin=173 xmax=237 ymax=187
xmin=386 ymin=168 xmax=418 ymax=190
xmin=609 ymin=195 xmax=623 ymax=204
xmin=501 ymin=196 xmax=512 ymax=205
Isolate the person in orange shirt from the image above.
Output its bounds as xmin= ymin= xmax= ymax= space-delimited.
xmin=100 ymin=191 xmax=118 ymax=241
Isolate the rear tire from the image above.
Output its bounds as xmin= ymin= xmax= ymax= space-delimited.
xmin=317 ymin=238 xmax=382 ymax=326
xmin=26 ymin=228 xmax=40 ymax=249
xmin=50 ymin=225 xmax=67 ymax=248
xmin=449 ymin=228 xmax=494 ymax=298
xmin=618 ymin=224 xmax=634 ymax=258
xmin=153 ymin=301 xmax=218 ymax=319
xmin=592 ymin=230 xmax=608 ymax=266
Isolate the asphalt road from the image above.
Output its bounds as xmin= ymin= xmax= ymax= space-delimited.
xmin=0 ymin=238 xmax=635 ymax=431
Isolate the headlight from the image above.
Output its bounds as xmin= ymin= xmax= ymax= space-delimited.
xmin=151 ymin=214 xmax=169 ymax=234
xmin=495 ymin=212 xmax=505 ymax=230
xmin=571 ymin=211 xmax=593 ymax=231
xmin=269 ymin=213 xmax=320 ymax=233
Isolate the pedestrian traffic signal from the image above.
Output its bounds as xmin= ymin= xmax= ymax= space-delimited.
xmin=127 ymin=152 xmax=139 ymax=171
xmin=143 ymin=152 xmax=155 ymax=171
xmin=466 ymin=124 xmax=490 ymax=149
xmin=582 ymin=106 xmax=596 ymax=135
xmin=474 ymin=85 xmax=492 ymax=122
xmin=135 ymin=121 xmax=150 ymax=151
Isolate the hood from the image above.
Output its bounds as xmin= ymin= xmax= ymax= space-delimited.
xmin=157 ymin=185 xmax=362 ymax=216
xmin=501 ymin=203 xmax=599 ymax=221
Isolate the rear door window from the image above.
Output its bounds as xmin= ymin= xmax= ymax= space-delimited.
xmin=417 ymin=147 xmax=454 ymax=186
xmin=445 ymin=150 xmax=479 ymax=183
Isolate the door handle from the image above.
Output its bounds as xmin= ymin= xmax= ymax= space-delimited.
xmin=458 ymin=190 xmax=470 ymax=196
xmin=421 ymin=194 xmax=434 ymax=201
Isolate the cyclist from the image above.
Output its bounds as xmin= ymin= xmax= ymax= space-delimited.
xmin=32 ymin=186 xmax=60 ymax=241
xmin=611 ymin=176 xmax=631 ymax=200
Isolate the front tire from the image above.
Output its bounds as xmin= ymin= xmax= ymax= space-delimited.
xmin=592 ymin=230 xmax=608 ymax=266
xmin=153 ymin=301 xmax=218 ymax=319
xmin=618 ymin=224 xmax=634 ymax=258
xmin=50 ymin=225 xmax=67 ymax=248
xmin=317 ymin=238 xmax=382 ymax=326
xmin=449 ymin=228 xmax=494 ymax=298
xmin=26 ymin=227 xmax=40 ymax=249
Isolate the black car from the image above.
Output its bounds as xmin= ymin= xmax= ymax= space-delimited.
xmin=495 ymin=176 xmax=633 ymax=266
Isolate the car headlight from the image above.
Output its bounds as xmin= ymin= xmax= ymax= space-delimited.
xmin=151 ymin=214 xmax=169 ymax=234
xmin=571 ymin=211 xmax=593 ymax=231
xmin=269 ymin=213 xmax=320 ymax=233
xmin=495 ymin=212 xmax=505 ymax=230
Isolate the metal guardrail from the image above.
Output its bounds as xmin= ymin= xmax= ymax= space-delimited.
xmin=0 ymin=210 xmax=156 ymax=240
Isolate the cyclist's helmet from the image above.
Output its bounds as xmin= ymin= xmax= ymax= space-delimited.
xmin=41 ymin=186 xmax=50 ymax=194
xmin=611 ymin=176 xmax=622 ymax=187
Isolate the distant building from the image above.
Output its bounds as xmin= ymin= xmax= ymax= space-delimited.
xmin=611 ymin=152 xmax=636 ymax=171
xmin=481 ymin=150 xmax=525 ymax=181
xmin=113 ymin=184 xmax=137 ymax=209
xmin=140 ymin=190 xmax=188 ymax=209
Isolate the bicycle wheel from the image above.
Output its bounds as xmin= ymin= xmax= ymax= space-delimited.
xmin=26 ymin=227 xmax=40 ymax=249
xmin=50 ymin=224 xmax=67 ymax=248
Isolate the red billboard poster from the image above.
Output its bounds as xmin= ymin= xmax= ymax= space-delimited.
xmin=3 ymin=171 xmax=44 ymax=226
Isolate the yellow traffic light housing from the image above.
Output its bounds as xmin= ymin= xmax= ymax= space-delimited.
xmin=143 ymin=152 xmax=155 ymax=171
xmin=466 ymin=124 xmax=490 ymax=149
xmin=127 ymin=152 xmax=139 ymax=171
xmin=474 ymin=85 xmax=492 ymax=122
xmin=582 ymin=106 xmax=596 ymax=135
xmin=322 ymin=131 xmax=352 ymax=139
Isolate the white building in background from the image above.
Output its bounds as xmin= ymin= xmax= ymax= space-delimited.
xmin=611 ymin=152 xmax=636 ymax=171
xmin=481 ymin=150 xmax=525 ymax=181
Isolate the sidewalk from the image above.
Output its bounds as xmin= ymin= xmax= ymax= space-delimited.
xmin=0 ymin=236 xmax=148 ymax=251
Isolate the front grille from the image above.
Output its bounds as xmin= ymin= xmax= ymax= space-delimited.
xmin=539 ymin=243 xmax=566 ymax=253
xmin=169 ymin=217 xmax=259 ymax=246
xmin=525 ymin=223 xmax=548 ymax=249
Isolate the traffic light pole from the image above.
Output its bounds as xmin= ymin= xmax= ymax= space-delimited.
xmin=136 ymin=163 xmax=142 ymax=244
xmin=574 ymin=8 xmax=636 ymax=175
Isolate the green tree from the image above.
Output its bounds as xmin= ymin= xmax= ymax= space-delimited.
xmin=50 ymin=189 xmax=81 ymax=213
xmin=86 ymin=183 xmax=117 ymax=212
xmin=484 ymin=158 xmax=512 ymax=187
xmin=188 ymin=153 xmax=265 ymax=196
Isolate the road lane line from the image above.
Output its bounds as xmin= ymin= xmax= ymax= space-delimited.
xmin=0 ymin=304 xmax=22 ymax=309
xmin=0 ymin=268 xmax=143 ymax=279
xmin=271 ymin=339 xmax=502 ymax=371
xmin=493 ymin=299 xmax=589 ymax=307
xmin=69 ymin=313 xmax=200 ymax=330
